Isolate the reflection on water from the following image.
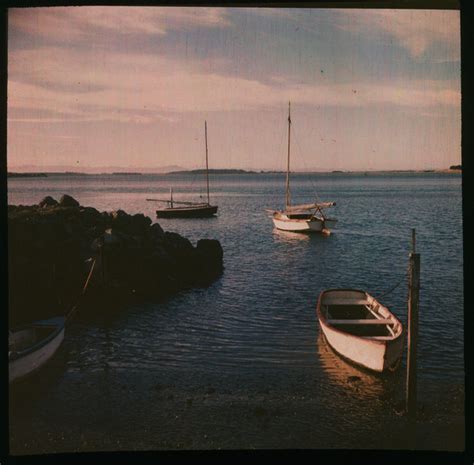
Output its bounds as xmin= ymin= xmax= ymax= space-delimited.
xmin=272 ymin=228 xmax=311 ymax=242
xmin=316 ymin=332 xmax=387 ymax=400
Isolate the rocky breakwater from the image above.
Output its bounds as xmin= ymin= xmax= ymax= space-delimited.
xmin=8 ymin=195 xmax=223 ymax=325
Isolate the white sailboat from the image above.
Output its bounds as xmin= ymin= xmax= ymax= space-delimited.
xmin=271 ymin=102 xmax=337 ymax=234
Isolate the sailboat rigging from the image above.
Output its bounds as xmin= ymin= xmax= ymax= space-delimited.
xmin=147 ymin=121 xmax=218 ymax=218
xmin=270 ymin=102 xmax=337 ymax=234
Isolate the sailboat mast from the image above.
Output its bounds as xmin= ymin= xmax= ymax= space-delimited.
xmin=205 ymin=120 xmax=210 ymax=205
xmin=286 ymin=101 xmax=291 ymax=208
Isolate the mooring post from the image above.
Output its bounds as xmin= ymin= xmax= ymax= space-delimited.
xmin=406 ymin=228 xmax=420 ymax=418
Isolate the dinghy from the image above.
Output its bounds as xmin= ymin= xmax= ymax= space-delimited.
xmin=317 ymin=289 xmax=404 ymax=372
xmin=9 ymin=316 xmax=65 ymax=383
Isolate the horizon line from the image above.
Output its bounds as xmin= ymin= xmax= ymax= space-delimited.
xmin=7 ymin=167 xmax=462 ymax=176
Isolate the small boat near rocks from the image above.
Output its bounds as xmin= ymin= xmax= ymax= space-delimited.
xmin=317 ymin=289 xmax=404 ymax=372
xmin=9 ymin=316 xmax=65 ymax=383
xmin=148 ymin=120 xmax=218 ymax=218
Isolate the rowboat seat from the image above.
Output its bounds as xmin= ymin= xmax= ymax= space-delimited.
xmin=326 ymin=318 xmax=394 ymax=325
xmin=323 ymin=299 xmax=368 ymax=306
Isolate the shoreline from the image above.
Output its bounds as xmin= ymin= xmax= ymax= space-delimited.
xmin=10 ymin=372 xmax=464 ymax=453
xmin=7 ymin=169 xmax=462 ymax=177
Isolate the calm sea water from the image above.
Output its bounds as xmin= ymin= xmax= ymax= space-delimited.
xmin=8 ymin=172 xmax=464 ymax=451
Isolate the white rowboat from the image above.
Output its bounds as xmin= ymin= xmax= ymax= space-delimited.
xmin=9 ymin=316 xmax=65 ymax=383
xmin=316 ymin=289 xmax=404 ymax=372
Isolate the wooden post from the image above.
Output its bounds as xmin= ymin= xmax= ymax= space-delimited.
xmin=406 ymin=228 xmax=420 ymax=417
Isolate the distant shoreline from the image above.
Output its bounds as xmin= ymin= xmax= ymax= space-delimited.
xmin=7 ymin=168 xmax=462 ymax=177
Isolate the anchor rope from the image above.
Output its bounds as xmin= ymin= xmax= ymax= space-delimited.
xmin=66 ymin=257 xmax=97 ymax=322
xmin=377 ymin=263 xmax=410 ymax=299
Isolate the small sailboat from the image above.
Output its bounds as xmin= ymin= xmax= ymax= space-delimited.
xmin=316 ymin=289 xmax=404 ymax=372
xmin=147 ymin=121 xmax=218 ymax=218
xmin=271 ymin=102 xmax=336 ymax=234
xmin=9 ymin=316 xmax=66 ymax=383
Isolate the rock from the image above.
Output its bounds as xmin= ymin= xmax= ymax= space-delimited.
xmin=164 ymin=232 xmax=194 ymax=256
xmin=8 ymin=197 xmax=223 ymax=324
xmin=110 ymin=209 xmax=129 ymax=228
xmin=90 ymin=237 xmax=104 ymax=252
xmin=132 ymin=213 xmax=152 ymax=230
xmin=79 ymin=206 xmax=102 ymax=224
xmin=111 ymin=209 xmax=128 ymax=221
xmin=110 ymin=209 xmax=137 ymax=235
xmin=38 ymin=196 xmax=58 ymax=208
xmin=195 ymin=239 xmax=224 ymax=283
xmin=59 ymin=194 xmax=80 ymax=207
xmin=196 ymin=239 xmax=223 ymax=263
xmin=150 ymin=222 xmax=164 ymax=238
xmin=103 ymin=228 xmax=124 ymax=245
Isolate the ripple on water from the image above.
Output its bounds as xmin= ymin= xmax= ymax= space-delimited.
xmin=9 ymin=173 xmax=464 ymax=451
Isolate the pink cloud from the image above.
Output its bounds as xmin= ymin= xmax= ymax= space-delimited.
xmin=8 ymin=6 xmax=231 ymax=41
xmin=8 ymin=44 xmax=460 ymax=125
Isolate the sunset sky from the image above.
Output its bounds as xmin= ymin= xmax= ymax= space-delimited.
xmin=8 ymin=7 xmax=460 ymax=172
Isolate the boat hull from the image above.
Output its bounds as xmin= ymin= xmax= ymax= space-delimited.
xmin=316 ymin=289 xmax=404 ymax=372
xmin=273 ymin=214 xmax=336 ymax=233
xmin=156 ymin=205 xmax=218 ymax=218
xmin=9 ymin=317 xmax=65 ymax=383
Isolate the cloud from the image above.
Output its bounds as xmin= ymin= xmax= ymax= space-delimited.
xmin=8 ymin=45 xmax=460 ymax=125
xmin=241 ymin=8 xmax=459 ymax=60
xmin=7 ymin=9 xmax=460 ymax=125
xmin=8 ymin=6 xmax=231 ymax=42
xmin=334 ymin=9 xmax=460 ymax=59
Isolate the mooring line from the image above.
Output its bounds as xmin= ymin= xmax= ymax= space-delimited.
xmin=66 ymin=257 xmax=97 ymax=322
xmin=378 ymin=265 xmax=409 ymax=299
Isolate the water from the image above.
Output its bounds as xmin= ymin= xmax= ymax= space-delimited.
xmin=8 ymin=172 xmax=464 ymax=452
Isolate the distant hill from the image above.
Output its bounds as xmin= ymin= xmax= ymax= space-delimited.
xmin=7 ymin=165 xmax=186 ymax=174
xmin=112 ymin=172 xmax=142 ymax=176
xmin=8 ymin=172 xmax=48 ymax=178
xmin=167 ymin=168 xmax=256 ymax=175
xmin=48 ymin=172 xmax=91 ymax=176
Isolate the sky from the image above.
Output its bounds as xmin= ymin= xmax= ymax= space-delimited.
xmin=7 ymin=7 xmax=461 ymax=172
